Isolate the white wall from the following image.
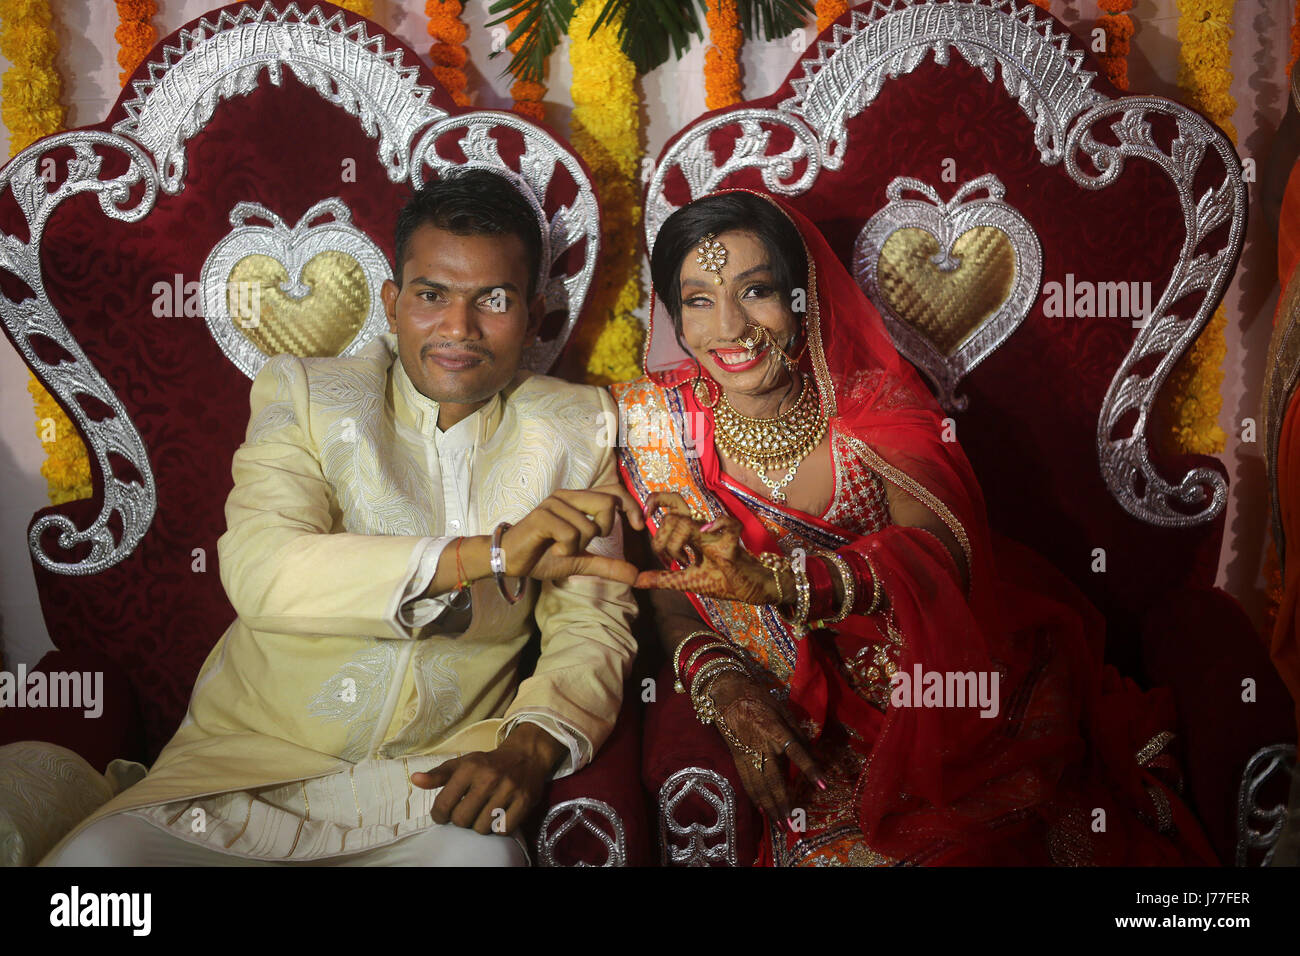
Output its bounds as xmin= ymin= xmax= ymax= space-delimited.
xmin=0 ymin=0 xmax=1291 ymax=666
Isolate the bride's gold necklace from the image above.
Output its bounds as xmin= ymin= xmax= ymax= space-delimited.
xmin=713 ymin=376 xmax=826 ymax=503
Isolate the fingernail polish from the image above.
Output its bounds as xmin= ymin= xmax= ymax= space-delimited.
xmin=816 ymin=778 xmax=828 ymax=791
xmin=700 ymin=519 xmax=718 ymax=532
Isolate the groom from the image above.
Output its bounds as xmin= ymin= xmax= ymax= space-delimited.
xmin=46 ymin=169 xmax=642 ymax=866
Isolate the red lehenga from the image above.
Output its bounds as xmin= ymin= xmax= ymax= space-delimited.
xmin=611 ymin=191 xmax=1218 ymax=866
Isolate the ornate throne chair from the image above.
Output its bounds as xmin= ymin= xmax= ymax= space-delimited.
xmin=0 ymin=2 xmax=647 ymax=867
xmin=642 ymin=0 xmax=1296 ymax=865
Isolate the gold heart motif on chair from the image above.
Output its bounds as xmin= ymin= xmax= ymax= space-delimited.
xmin=201 ymin=199 xmax=394 ymax=380
xmin=853 ymin=175 xmax=1042 ymax=410
xmin=876 ymin=225 xmax=1016 ymax=357
xmin=227 ymin=250 xmax=370 ymax=360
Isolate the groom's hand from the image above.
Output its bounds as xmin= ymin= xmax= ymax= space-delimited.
xmin=502 ymin=484 xmax=646 ymax=584
xmin=411 ymin=723 xmax=566 ymax=835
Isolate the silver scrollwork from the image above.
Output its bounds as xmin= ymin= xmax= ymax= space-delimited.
xmin=412 ymin=111 xmax=600 ymax=373
xmin=1066 ymin=97 xmax=1243 ymax=526
xmin=1236 ymin=744 xmax=1297 ymax=867
xmin=201 ymin=199 xmax=393 ymax=379
xmin=780 ymin=0 xmax=1104 ymax=170
xmin=536 ymin=797 xmax=627 ymax=867
xmin=0 ymin=132 xmax=160 ymax=575
xmin=645 ymin=111 xmax=821 ymax=254
xmin=113 ymin=3 xmax=448 ymax=190
xmin=658 ymin=767 xmax=739 ymax=866
xmin=853 ymin=174 xmax=1042 ymax=410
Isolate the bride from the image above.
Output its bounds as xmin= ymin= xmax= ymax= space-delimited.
xmin=610 ymin=189 xmax=1218 ymax=866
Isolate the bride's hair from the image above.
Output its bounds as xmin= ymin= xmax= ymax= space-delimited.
xmin=650 ymin=192 xmax=808 ymax=334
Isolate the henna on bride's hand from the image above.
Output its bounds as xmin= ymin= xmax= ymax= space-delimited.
xmin=706 ymin=672 xmax=828 ymax=820
xmin=640 ymin=491 xmax=778 ymax=603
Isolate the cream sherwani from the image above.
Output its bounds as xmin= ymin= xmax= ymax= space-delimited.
xmin=42 ymin=333 xmax=636 ymax=864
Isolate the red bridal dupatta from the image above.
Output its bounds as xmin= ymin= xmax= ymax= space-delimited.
xmin=613 ymin=191 xmax=1217 ymax=865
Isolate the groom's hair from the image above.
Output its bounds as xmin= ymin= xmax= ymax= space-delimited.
xmin=393 ymin=169 xmax=543 ymax=296
xmin=650 ymin=191 xmax=808 ymax=334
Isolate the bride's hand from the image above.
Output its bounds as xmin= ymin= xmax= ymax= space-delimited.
xmin=704 ymin=670 xmax=827 ymax=823
xmin=635 ymin=492 xmax=787 ymax=605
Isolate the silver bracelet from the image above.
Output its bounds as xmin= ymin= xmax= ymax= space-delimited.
xmin=491 ymin=521 xmax=524 ymax=605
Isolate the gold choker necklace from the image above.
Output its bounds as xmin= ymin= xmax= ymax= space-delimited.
xmin=713 ymin=377 xmax=826 ymax=502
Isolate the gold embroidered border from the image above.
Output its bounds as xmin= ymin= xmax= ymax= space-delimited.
xmin=1135 ymin=730 xmax=1175 ymax=767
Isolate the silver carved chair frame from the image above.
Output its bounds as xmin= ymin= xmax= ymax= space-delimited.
xmin=643 ymin=0 xmax=1281 ymax=865
xmin=0 ymin=2 xmax=623 ymax=867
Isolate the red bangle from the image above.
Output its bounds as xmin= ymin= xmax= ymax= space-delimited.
xmin=675 ymin=633 xmax=718 ymax=674
xmin=683 ymin=649 xmax=734 ymax=692
xmin=805 ymin=552 xmax=837 ymax=622
xmin=840 ymin=549 xmax=880 ymax=615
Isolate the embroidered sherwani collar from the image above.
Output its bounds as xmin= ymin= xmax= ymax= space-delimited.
xmin=386 ymin=333 xmax=505 ymax=443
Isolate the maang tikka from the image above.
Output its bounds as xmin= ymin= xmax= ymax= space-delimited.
xmin=696 ymin=233 xmax=728 ymax=285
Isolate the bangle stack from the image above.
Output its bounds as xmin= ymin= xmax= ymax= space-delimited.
xmin=766 ymin=548 xmax=883 ymax=631
xmin=671 ymin=630 xmax=765 ymax=771
xmin=812 ymin=550 xmax=855 ymax=626
xmin=840 ymin=549 xmax=884 ymax=615
xmin=776 ymin=557 xmax=812 ymax=635
xmin=673 ymin=630 xmax=733 ymax=693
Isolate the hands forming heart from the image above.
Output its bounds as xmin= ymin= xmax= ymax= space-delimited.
xmin=633 ymin=491 xmax=784 ymax=608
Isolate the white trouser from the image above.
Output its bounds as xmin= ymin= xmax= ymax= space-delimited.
xmin=46 ymin=812 xmax=529 ymax=867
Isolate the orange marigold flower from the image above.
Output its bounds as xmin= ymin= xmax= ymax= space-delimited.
xmin=815 ymin=0 xmax=851 ymax=33
xmin=512 ymin=79 xmax=547 ymax=101
xmin=430 ymin=43 xmax=468 ymax=68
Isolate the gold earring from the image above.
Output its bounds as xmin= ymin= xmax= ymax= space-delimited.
xmin=696 ymin=233 xmax=728 ymax=286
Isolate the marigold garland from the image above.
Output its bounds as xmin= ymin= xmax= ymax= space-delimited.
xmin=815 ymin=0 xmax=850 ymax=33
xmin=1096 ymin=0 xmax=1134 ymax=91
xmin=426 ymin=0 xmax=471 ymax=107
xmin=333 ymin=0 xmax=374 ymax=17
xmin=569 ymin=0 xmax=644 ymax=385
xmin=0 ymin=0 xmax=92 ymax=505
xmin=705 ymin=0 xmax=742 ymax=110
xmin=1290 ymin=0 xmax=1300 ymax=77
xmin=507 ymin=9 xmax=546 ymax=123
xmin=114 ymin=0 xmax=157 ymax=86
xmin=1156 ymin=0 xmax=1236 ymax=457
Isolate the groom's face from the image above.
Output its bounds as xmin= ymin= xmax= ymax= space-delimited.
xmin=383 ymin=223 xmax=541 ymax=431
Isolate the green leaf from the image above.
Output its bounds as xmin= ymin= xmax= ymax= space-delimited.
xmin=738 ymin=0 xmax=813 ymax=41
xmin=485 ymin=0 xmax=576 ymax=82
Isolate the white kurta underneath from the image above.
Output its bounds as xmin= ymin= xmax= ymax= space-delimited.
xmin=50 ymin=755 xmax=529 ymax=866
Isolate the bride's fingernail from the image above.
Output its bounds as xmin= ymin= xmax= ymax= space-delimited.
xmin=816 ymin=778 xmax=828 ymax=791
xmin=700 ymin=519 xmax=718 ymax=532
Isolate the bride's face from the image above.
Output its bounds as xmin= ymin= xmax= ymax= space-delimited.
xmin=677 ymin=229 xmax=799 ymax=399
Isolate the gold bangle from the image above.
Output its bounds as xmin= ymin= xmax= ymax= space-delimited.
xmin=757 ymin=551 xmax=790 ymax=606
xmin=816 ymin=551 xmax=855 ymax=626
xmin=689 ymin=656 xmax=747 ymax=705
xmin=677 ymin=642 xmax=736 ymax=693
xmin=777 ymin=558 xmax=811 ymax=635
xmin=862 ymin=554 xmax=884 ymax=615
xmin=673 ymin=629 xmax=733 ymax=692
